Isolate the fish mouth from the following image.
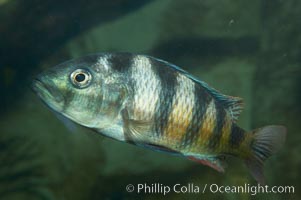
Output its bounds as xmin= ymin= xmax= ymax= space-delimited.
xmin=32 ymin=78 xmax=64 ymax=110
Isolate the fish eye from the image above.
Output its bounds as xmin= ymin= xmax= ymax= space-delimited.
xmin=70 ymin=69 xmax=92 ymax=88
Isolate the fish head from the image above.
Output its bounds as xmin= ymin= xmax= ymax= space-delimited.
xmin=32 ymin=54 xmax=126 ymax=129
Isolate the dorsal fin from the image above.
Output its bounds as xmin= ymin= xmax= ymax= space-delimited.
xmin=193 ymin=79 xmax=244 ymax=122
xmin=149 ymin=56 xmax=244 ymax=122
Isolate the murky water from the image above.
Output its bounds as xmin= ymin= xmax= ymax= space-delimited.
xmin=0 ymin=0 xmax=300 ymax=199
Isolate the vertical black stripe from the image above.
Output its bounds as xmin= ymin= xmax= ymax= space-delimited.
xmin=208 ymin=101 xmax=226 ymax=149
xmin=229 ymin=124 xmax=245 ymax=148
xmin=152 ymin=59 xmax=178 ymax=138
xmin=181 ymin=84 xmax=211 ymax=147
xmin=107 ymin=52 xmax=134 ymax=73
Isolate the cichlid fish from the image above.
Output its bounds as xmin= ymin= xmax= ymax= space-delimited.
xmin=32 ymin=52 xmax=286 ymax=184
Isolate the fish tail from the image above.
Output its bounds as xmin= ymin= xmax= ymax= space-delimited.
xmin=244 ymin=125 xmax=286 ymax=184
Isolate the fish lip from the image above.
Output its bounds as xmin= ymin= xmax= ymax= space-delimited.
xmin=31 ymin=78 xmax=52 ymax=98
xmin=31 ymin=77 xmax=64 ymax=105
xmin=31 ymin=78 xmax=45 ymax=94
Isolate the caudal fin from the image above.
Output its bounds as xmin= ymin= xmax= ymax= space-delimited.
xmin=244 ymin=125 xmax=286 ymax=184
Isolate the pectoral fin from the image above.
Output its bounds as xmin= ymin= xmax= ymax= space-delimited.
xmin=121 ymin=109 xmax=180 ymax=155
xmin=121 ymin=109 xmax=153 ymax=142
xmin=186 ymin=154 xmax=227 ymax=173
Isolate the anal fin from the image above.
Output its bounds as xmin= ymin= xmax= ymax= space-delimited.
xmin=186 ymin=155 xmax=227 ymax=173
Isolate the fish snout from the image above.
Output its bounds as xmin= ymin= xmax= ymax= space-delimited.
xmin=32 ymin=74 xmax=64 ymax=104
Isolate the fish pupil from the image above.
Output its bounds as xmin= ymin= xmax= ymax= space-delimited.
xmin=75 ymin=73 xmax=86 ymax=82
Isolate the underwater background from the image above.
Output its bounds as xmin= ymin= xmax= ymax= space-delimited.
xmin=0 ymin=0 xmax=300 ymax=199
